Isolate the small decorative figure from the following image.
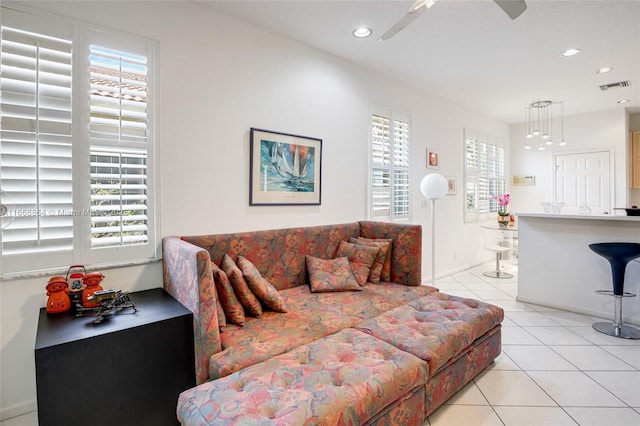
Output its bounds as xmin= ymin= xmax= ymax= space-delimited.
xmin=82 ymin=273 xmax=105 ymax=308
xmin=46 ymin=277 xmax=71 ymax=314
xmin=66 ymin=265 xmax=86 ymax=308
xmin=76 ymin=289 xmax=138 ymax=323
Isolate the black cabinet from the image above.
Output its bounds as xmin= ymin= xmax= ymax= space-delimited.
xmin=35 ymin=288 xmax=195 ymax=426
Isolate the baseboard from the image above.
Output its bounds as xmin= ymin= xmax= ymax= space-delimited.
xmin=422 ymin=260 xmax=495 ymax=285
xmin=1 ymin=399 xmax=36 ymax=422
xmin=516 ymin=295 xmax=640 ymax=327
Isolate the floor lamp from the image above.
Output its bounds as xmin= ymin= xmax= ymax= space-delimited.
xmin=420 ymin=173 xmax=448 ymax=288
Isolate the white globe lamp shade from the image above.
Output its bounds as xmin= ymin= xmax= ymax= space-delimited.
xmin=420 ymin=173 xmax=448 ymax=200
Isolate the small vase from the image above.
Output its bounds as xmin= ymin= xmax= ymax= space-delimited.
xmin=497 ymin=214 xmax=510 ymax=228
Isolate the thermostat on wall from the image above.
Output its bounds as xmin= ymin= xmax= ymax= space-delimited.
xmin=513 ymin=175 xmax=536 ymax=186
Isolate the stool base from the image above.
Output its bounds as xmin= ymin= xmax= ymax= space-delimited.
xmin=592 ymin=322 xmax=640 ymax=339
xmin=483 ymin=251 xmax=513 ymax=279
xmin=483 ymin=271 xmax=513 ymax=279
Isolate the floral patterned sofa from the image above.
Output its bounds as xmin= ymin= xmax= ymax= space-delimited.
xmin=162 ymin=221 xmax=503 ymax=425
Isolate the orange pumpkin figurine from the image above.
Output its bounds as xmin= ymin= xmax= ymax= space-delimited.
xmin=46 ymin=276 xmax=71 ymax=314
xmin=82 ymin=273 xmax=105 ymax=308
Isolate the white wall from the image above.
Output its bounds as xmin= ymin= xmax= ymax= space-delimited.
xmin=509 ymin=108 xmax=628 ymax=214
xmin=0 ymin=1 xmax=508 ymax=419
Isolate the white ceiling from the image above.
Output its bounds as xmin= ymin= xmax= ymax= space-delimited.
xmin=200 ymin=0 xmax=640 ymax=124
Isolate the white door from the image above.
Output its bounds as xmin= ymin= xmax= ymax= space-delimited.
xmin=554 ymin=151 xmax=611 ymax=215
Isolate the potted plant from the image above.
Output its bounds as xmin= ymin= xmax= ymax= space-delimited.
xmin=497 ymin=193 xmax=511 ymax=228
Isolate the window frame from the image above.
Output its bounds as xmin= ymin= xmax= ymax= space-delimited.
xmin=0 ymin=5 xmax=159 ymax=278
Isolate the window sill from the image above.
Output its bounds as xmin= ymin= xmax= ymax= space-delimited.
xmin=0 ymin=257 xmax=161 ymax=281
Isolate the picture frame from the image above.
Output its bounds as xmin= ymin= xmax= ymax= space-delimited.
xmin=427 ymin=148 xmax=439 ymax=169
xmin=249 ymin=128 xmax=322 ymax=205
xmin=446 ymin=176 xmax=457 ymax=195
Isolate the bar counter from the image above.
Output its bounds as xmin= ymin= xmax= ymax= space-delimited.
xmin=516 ymin=213 xmax=640 ymax=325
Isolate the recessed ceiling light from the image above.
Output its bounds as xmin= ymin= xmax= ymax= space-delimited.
xmin=562 ymin=48 xmax=581 ymax=57
xmin=352 ymin=27 xmax=372 ymax=38
xmin=596 ymin=67 xmax=613 ymax=74
xmin=618 ymin=99 xmax=631 ymax=104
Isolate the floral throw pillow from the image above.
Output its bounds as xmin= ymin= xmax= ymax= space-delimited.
xmin=237 ymin=256 xmax=287 ymax=313
xmin=306 ymin=255 xmax=362 ymax=293
xmin=350 ymin=237 xmax=393 ymax=282
xmin=213 ymin=287 xmax=227 ymax=331
xmin=221 ymin=254 xmax=263 ymax=318
xmin=211 ymin=262 xmax=245 ymax=327
xmin=335 ymin=241 xmax=380 ymax=286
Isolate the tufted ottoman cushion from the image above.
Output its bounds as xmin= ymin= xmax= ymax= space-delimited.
xmin=177 ymin=328 xmax=429 ymax=425
xmin=357 ymin=292 xmax=504 ymax=376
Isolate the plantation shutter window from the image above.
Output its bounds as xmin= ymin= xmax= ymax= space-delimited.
xmin=371 ymin=114 xmax=391 ymax=219
xmin=89 ymin=46 xmax=150 ymax=250
xmin=393 ymin=119 xmax=410 ymax=218
xmin=90 ymin=149 xmax=148 ymax=248
xmin=0 ymin=26 xmax=74 ymax=272
xmin=369 ymin=108 xmax=411 ymax=222
xmin=89 ymin=46 xmax=148 ymax=144
xmin=464 ymin=129 xmax=506 ymax=223
xmin=0 ymin=6 xmax=158 ymax=277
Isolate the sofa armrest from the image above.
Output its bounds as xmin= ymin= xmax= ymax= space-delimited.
xmin=162 ymin=236 xmax=222 ymax=385
xmin=358 ymin=221 xmax=422 ymax=286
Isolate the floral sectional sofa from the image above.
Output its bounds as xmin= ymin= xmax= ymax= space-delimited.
xmin=162 ymin=221 xmax=503 ymax=425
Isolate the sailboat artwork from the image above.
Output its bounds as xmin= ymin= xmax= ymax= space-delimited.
xmin=250 ymin=127 xmax=322 ymax=205
xmin=260 ymin=140 xmax=315 ymax=193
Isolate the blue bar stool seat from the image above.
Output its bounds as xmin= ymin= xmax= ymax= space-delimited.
xmin=589 ymin=242 xmax=640 ymax=339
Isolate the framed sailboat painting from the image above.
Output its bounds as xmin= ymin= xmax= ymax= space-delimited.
xmin=250 ymin=128 xmax=322 ymax=205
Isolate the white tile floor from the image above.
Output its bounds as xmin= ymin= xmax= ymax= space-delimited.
xmin=426 ymin=262 xmax=640 ymax=426
xmin=3 ymin=262 xmax=639 ymax=426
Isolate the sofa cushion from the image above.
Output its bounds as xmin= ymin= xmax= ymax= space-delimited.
xmin=350 ymin=236 xmax=393 ymax=281
xmin=211 ymin=262 xmax=245 ymax=327
xmin=209 ymin=283 xmax=438 ymax=380
xmin=356 ymin=292 xmax=504 ymax=376
xmin=335 ymin=240 xmax=380 ymax=285
xmin=221 ymin=254 xmax=263 ymax=317
xmin=178 ymin=329 xmax=429 ymax=425
xmin=237 ymin=256 xmax=287 ymax=313
xmin=306 ymin=255 xmax=362 ymax=293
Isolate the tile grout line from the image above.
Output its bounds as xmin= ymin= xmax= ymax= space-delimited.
xmin=429 ymin=262 xmax=640 ymax=425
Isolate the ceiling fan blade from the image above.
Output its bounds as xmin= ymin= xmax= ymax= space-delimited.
xmin=494 ymin=0 xmax=527 ymax=20
xmin=377 ymin=0 xmax=435 ymax=42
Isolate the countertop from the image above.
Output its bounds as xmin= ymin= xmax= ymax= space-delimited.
xmin=515 ymin=212 xmax=640 ymax=222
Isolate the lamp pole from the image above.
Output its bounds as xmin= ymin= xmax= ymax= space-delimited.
xmin=420 ymin=173 xmax=448 ymax=288
xmin=430 ymin=197 xmax=437 ymax=287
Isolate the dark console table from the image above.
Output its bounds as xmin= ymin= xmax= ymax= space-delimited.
xmin=35 ymin=288 xmax=195 ymax=426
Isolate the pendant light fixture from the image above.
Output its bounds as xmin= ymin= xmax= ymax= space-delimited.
xmin=523 ymin=100 xmax=566 ymax=150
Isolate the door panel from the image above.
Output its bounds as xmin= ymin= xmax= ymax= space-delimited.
xmin=554 ymin=151 xmax=610 ymax=215
xmin=562 ymin=176 xmax=578 ymax=206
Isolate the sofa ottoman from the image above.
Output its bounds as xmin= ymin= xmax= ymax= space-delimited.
xmin=177 ymin=329 xmax=430 ymax=425
xmin=356 ymin=292 xmax=504 ymax=375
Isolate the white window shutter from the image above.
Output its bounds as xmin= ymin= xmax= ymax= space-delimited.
xmin=464 ymin=129 xmax=507 ymax=223
xmin=89 ymin=149 xmax=148 ymax=248
xmin=369 ymin=109 xmax=410 ymax=222
xmin=371 ymin=114 xmax=391 ymax=219
xmin=89 ymin=45 xmax=148 ymax=145
xmin=0 ymin=27 xmax=74 ymax=259
xmin=392 ymin=119 xmax=410 ymax=219
xmin=89 ymin=46 xmax=150 ymax=251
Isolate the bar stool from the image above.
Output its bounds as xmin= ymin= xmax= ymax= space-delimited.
xmin=482 ymin=225 xmax=514 ymax=279
xmin=589 ymin=242 xmax=640 ymax=339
